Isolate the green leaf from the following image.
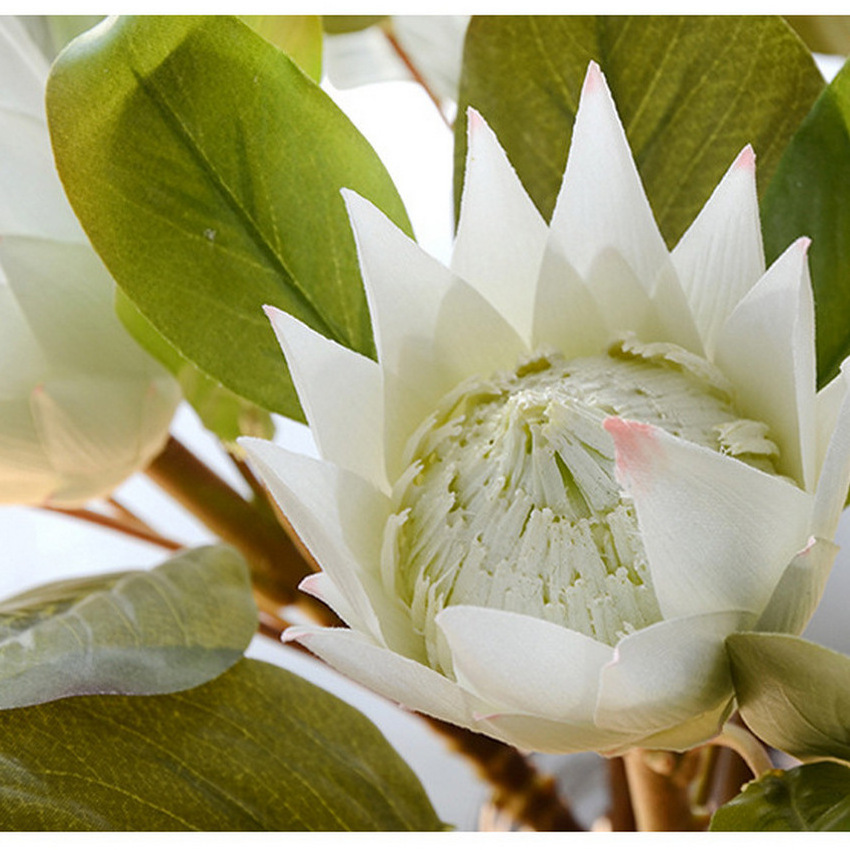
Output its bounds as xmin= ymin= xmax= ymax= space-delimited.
xmin=0 ymin=545 xmax=257 ymax=709
xmin=761 ymin=60 xmax=850 ymax=388
xmin=322 ymin=16 xmax=387 ymax=35
xmin=455 ymin=15 xmax=823 ymax=247
xmin=711 ymin=763 xmax=850 ymax=831
xmin=239 ymin=15 xmax=323 ymax=81
xmin=726 ymin=632 xmax=850 ymax=764
xmin=116 ymin=289 xmax=274 ymax=442
xmin=0 ymin=658 xmax=444 ymax=830
xmin=47 ymin=15 xmax=412 ymax=419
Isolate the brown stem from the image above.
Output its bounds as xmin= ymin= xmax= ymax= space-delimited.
xmin=41 ymin=506 xmax=183 ymax=551
xmin=145 ymin=435 xmax=314 ymax=608
xmin=383 ymin=29 xmax=452 ymax=129
xmin=607 ymin=757 xmax=636 ymax=831
xmin=106 ymin=496 xmax=159 ymax=535
xmin=623 ymin=749 xmax=700 ymax=831
xmin=425 ymin=718 xmax=584 ymax=831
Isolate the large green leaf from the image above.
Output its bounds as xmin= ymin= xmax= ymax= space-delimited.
xmin=726 ymin=632 xmax=850 ymax=764
xmin=455 ymin=16 xmax=823 ymax=246
xmin=0 ymin=658 xmax=444 ymax=830
xmin=0 ymin=545 xmax=257 ymax=709
xmin=47 ymin=15 xmax=411 ymax=419
xmin=786 ymin=16 xmax=850 ymax=56
xmin=711 ymin=763 xmax=850 ymax=831
xmin=761 ymin=59 xmax=850 ymax=387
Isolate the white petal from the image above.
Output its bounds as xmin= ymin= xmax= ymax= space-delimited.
xmin=812 ymin=360 xmax=850 ymax=539
xmin=714 ymin=238 xmax=817 ymax=490
xmin=531 ymin=245 xmax=607 ymax=357
xmin=585 ymin=248 xmax=655 ymax=340
xmin=299 ymin=573 xmax=371 ymax=635
xmin=650 ymin=263 xmax=705 ymax=355
xmin=595 ymin=610 xmax=751 ymax=736
xmin=240 ymin=438 xmax=422 ymax=659
xmin=672 ymin=146 xmax=765 ymax=357
xmin=343 ymin=191 xmax=525 ymax=478
xmin=620 ymin=699 xmax=735 ymax=754
xmin=264 ymin=306 xmax=387 ymax=492
xmin=287 ymin=625 xmax=479 ymax=729
xmin=0 ymin=18 xmax=49 ymax=119
xmin=452 ymin=108 xmax=548 ymax=344
xmin=815 ymin=368 xmax=847 ymax=481
xmin=477 ymin=711 xmax=631 ymax=755
xmin=606 ymin=418 xmax=813 ymax=620
xmin=547 ymin=62 xmax=668 ymax=288
xmin=437 ymin=606 xmax=612 ymax=721
xmin=756 ymin=537 xmax=840 ymax=635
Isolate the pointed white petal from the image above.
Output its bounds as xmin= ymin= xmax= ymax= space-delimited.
xmin=240 ymin=437 xmax=423 ymax=659
xmin=650 ymin=263 xmax=705 ymax=355
xmin=585 ymin=248 xmax=655 ymax=340
xmin=672 ymin=146 xmax=765 ymax=356
xmin=547 ymin=62 xmax=668 ymax=287
xmin=437 ymin=606 xmax=612 ymax=720
xmin=812 ymin=360 xmax=850 ymax=539
xmin=756 ymin=537 xmax=839 ymax=635
xmin=264 ymin=306 xmax=387 ymax=492
xmin=531 ymin=246 xmax=607 ymax=357
xmin=299 ymin=573 xmax=370 ymax=635
xmin=714 ymin=239 xmax=817 ymax=490
xmin=287 ymin=625 xmax=479 ymax=728
xmin=343 ymin=191 xmax=525 ymax=479
xmin=595 ymin=610 xmax=751 ymax=736
xmin=606 ymin=418 xmax=813 ymax=620
xmin=815 ymin=368 xmax=846 ymax=481
xmin=452 ymin=108 xmax=548 ymax=344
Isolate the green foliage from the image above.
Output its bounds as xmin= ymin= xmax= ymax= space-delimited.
xmin=0 ymin=546 xmax=257 ymax=709
xmin=239 ymin=15 xmax=323 ymax=81
xmin=727 ymin=632 xmax=850 ymax=764
xmin=786 ymin=16 xmax=850 ymax=56
xmin=0 ymin=659 xmax=444 ymax=830
xmin=116 ymin=289 xmax=274 ymax=442
xmin=46 ymin=15 xmax=411 ymax=420
xmin=711 ymin=763 xmax=850 ymax=830
xmin=762 ymin=59 xmax=850 ymax=387
xmin=456 ymin=16 xmax=823 ymax=246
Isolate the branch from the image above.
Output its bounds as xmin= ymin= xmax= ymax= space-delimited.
xmin=41 ymin=505 xmax=183 ymax=551
xmin=623 ymin=749 xmax=701 ymax=831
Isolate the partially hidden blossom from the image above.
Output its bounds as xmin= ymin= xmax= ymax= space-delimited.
xmin=0 ymin=19 xmax=180 ymax=506
xmin=242 ymin=63 xmax=850 ymax=754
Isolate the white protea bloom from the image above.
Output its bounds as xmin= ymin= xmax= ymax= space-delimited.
xmin=242 ymin=63 xmax=850 ymax=753
xmin=0 ymin=19 xmax=180 ymax=506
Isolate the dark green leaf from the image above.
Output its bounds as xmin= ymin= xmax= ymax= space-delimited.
xmin=0 ymin=659 xmax=444 ymax=830
xmin=761 ymin=59 xmax=850 ymax=387
xmin=726 ymin=632 xmax=850 ymax=764
xmin=47 ymin=15 xmax=411 ymax=419
xmin=0 ymin=545 xmax=257 ymax=709
xmin=239 ymin=15 xmax=323 ymax=81
xmin=116 ymin=289 xmax=274 ymax=442
xmin=322 ymin=16 xmax=387 ymax=35
xmin=711 ymin=763 xmax=850 ymax=831
xmin=455 ymin=16 xmax=823 ymax=246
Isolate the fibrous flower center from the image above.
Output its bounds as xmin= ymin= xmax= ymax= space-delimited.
xmin=384 ymin=337 xmax=780 ymax=671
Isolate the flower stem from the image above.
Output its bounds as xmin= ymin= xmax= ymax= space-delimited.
xmin=41 ymin=505 xmax=183 ymax=551
xmin=425 ymin=718 xmax=584 ymax=831
xmin=145 ymin=435 xmax=313 ymax=608
xmin=607 ymin=757 xmax=636 ymax=831
xmin=711 ymin=722 xmax=774 ymax=778
xmin=382 ymin=28 xmax=453 ymax=130
xmin=623 ymin=749 xmax=701 ymax=831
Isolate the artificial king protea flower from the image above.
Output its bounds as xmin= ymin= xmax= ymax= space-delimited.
xmin=242 ymin=62 xmax=850 ymax=754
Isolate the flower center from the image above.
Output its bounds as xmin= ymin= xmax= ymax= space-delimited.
xmin=384 ymin=337 xmax=780 ymax=671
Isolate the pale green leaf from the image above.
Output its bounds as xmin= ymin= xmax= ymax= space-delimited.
xmin=762 ymin=59 xmax=850 ymax=387
xmin=240 ymin=15 xmax=323 ymax=81
xmin=726 ymin=632 xmax=850 ymax=763
xmin=711 ymin=763 xmax=850 ymax=831
xmin=455 ymin=15 xmax=823 ymax=246
xmin=0 ymin=545 xmax=257 ymax=709
xmin=47 ymin=15 xmax=412 ymax=419
xmin=0 ymin=659 xmax=444 ymax=830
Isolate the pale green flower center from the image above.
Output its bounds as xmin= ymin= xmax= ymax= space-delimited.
xmin=384 ymin=337 xmax=780 ymax=670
